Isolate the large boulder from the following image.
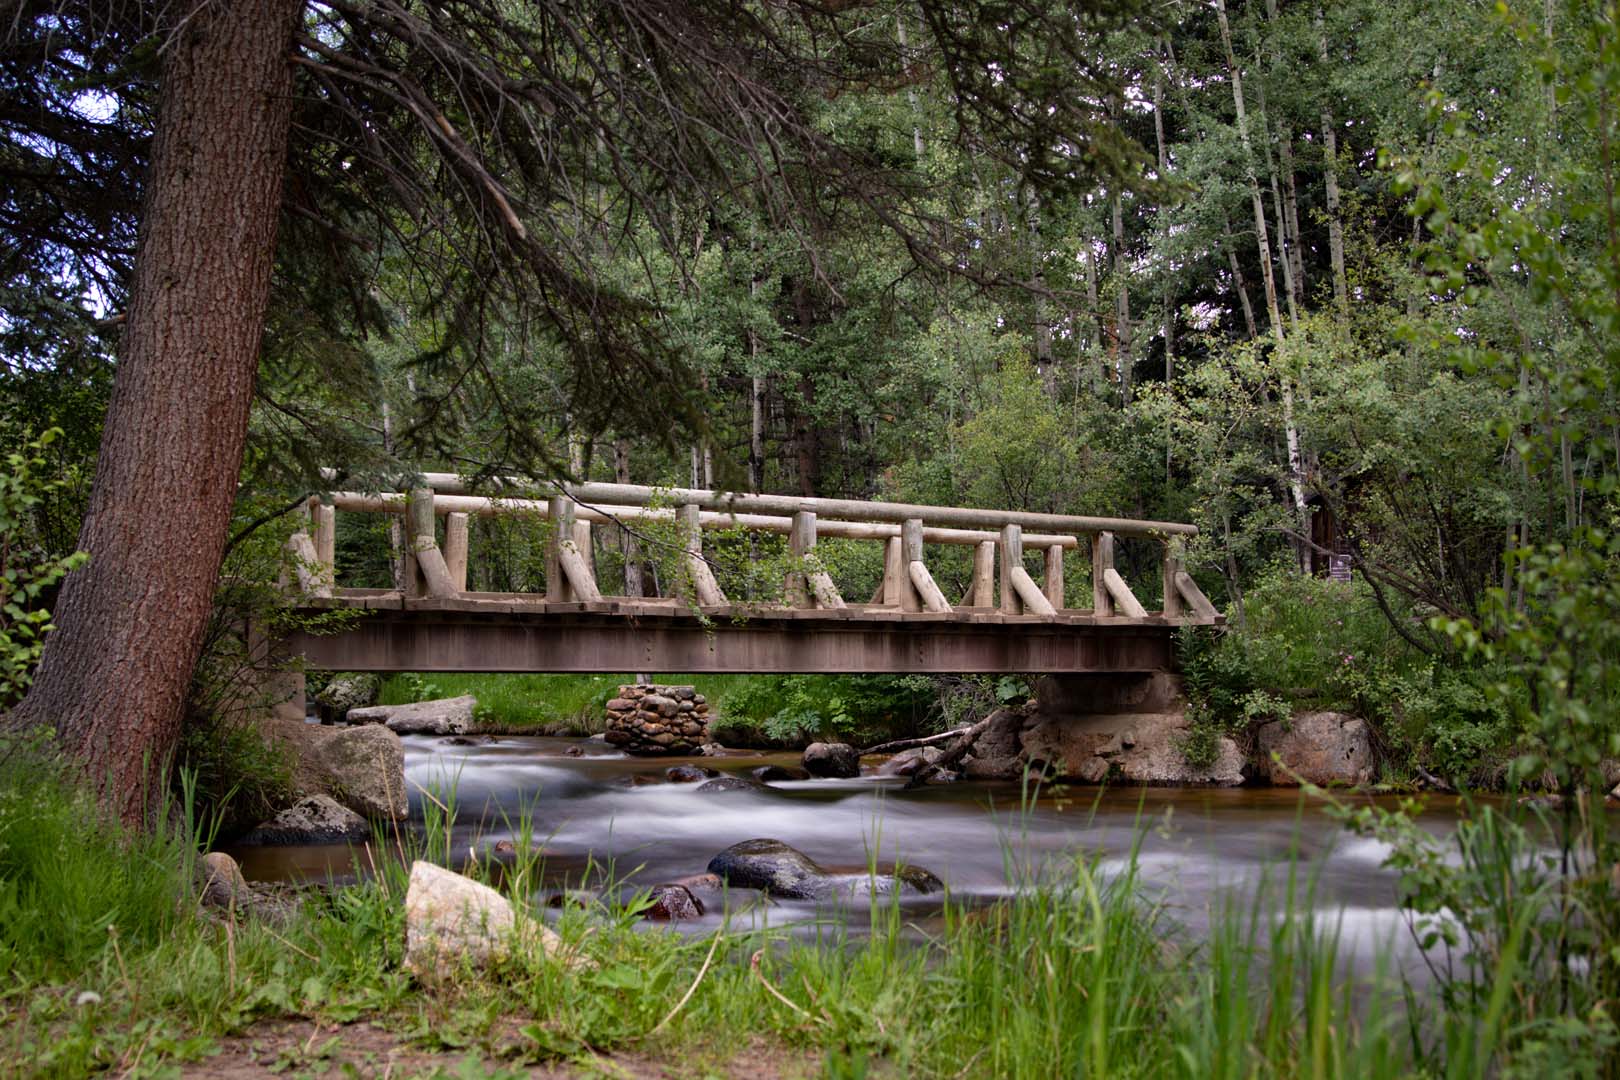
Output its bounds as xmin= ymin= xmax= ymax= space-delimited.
xmin=801 ymin=742 xmax=860 ymax=778
xmin=348 ymin=695 xmax=475 ymax=736
xmin=1256 ymin=712 xmax=1375 ymax=787
xmin=239 ymin=795 xmax=368 ymax=845
xmin=403 ymin=861 xmax=566 ymax=982
xmin=314 ymin=723 xmax=408 ymax=818
xmin=1021 ymin=712 xmax=1245 ymax=787
xmin=314 ymin=673 xmax=381 ymax=723
xmin=258 ymin=717 xmax=407 ymax=822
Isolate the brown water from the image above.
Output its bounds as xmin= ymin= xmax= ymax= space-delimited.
xmin=229 ymin=733 xmax=1471 ymax=975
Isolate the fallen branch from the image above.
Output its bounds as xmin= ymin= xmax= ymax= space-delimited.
xmin=904 ymin=712 xmax=998 ymax=790
xmin=860 ymin=726 xmax=971 ymax=757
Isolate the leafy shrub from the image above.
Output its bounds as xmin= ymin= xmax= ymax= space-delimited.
xmin=0 ymin=429 xmax=88 ymax=706
xmin=715 ymin=674 xmax=937 ymax=747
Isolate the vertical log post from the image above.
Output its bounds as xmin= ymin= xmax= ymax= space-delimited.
xmin=309 ymin=497 xmax=336 ymax=590
xmin=999 ymin=524 xmax=1023 ymax=615
xmin=405 ymin=486 xmax=435 ymax=598
xmin=787 ymin=510 xmax=814 ymax=607
xmin=883 ymin=536 xmax=904 ymax=607
xmin=1044 ymin=545 xmax=1065 ymax=610
xmin=1092 ymin=531 xmax=1115 ymax=616
xmin=546 ymin=494 xmax=575 ymax=603
xmin=1162 ymin=540 xmax=1183 ymax=619
xmin=443 ymin=511 xmax=469 ymax=593
xmin=899 ymin=518 xmax=925 ymax=612
xmin=405 ymin=485 xmax=456 ymax=598
xmin=679 ymin=503 xmax=726 ymax=605
xmin=971 ymin=540 xmax=995 ymax=607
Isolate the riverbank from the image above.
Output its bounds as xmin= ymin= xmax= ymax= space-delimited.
xmin=4 ymin=742 xmax=1616 ymax=1078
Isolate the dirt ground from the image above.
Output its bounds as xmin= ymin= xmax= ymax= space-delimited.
xmin=196 ymin=1021 xmax=818 ymax=1079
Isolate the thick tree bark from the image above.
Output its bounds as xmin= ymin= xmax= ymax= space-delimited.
xmin=10 ymin=0 xmax=301 ymax=826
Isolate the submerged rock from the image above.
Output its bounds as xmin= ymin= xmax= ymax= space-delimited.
xmin=695 ymin=776 xmax=757 ymax=793
xmin=706 ymin=838 xmax=944 ymax=900
xmin=643 ymin=884 xmax=705 ymax=921
xmin=404 ymin=861 xmax=565 ymax=982
xmin=750 ymin=764 xmax=805 ymax=783
xmin=1255 ymin=712 xmax=1375 ymax=787
xmin=801 ymin=741 xmax=860 ymax=779
xmin=348 ymin=695 xmax=476 ymax=736
xmin=239 ymin=795 xmax=369 ymax=846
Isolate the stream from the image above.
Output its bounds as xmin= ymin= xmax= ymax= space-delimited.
xmin=229 ymin=733 xmax=1470 ymax=976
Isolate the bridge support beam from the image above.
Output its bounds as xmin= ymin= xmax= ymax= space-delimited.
xmin=284 ymin=606 xmax=1178 ymax=675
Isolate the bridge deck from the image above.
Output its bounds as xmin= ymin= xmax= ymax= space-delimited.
xmin=285 ymin=590 xmax=1217 ymax=674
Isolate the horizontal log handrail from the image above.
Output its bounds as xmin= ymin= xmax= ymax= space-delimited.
xmin=297 ymin=468 xmax=1221 ymax=625
xmin=344 ymin=471 xmax=1200 ymax=539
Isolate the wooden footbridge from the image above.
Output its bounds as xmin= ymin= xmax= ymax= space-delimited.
xmin=278 ymin=473 xmax=1219 ymax=676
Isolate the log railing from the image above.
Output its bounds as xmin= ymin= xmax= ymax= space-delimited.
xmin=285 ymin=472 xmax=1218 ymax=622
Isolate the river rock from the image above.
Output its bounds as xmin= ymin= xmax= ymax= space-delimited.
xmin=348 ymin=695 xmax=475 ymax=736
xmin=314 ymin=672 xmax=381 ymax=723
xmin=315 ymin=723 xmax=409 ymax=818
xmin=1021 ymin=712 xmax=1245 ymax=787
xmin=706 ymin=838 xmax=942 ymax=900
xmin=802 ymin=741 xmax=860 ymax=778
xmin=1255 ymin=712 xmax=1374 ymax=787
xmin=877 ymin=746 xmax=942 ymax=777
xmin=665 ymin=764 xmax=715 ymax=783
xmin=198 ymin=851 xmax=251 ymax=908
xmin=962 ymin=707 xmax=1031 ymax=780
xmin=696 ymin=776 xmax=757 ymax=792
xmin=643 ymin=884 xmax=705 ymax=921
xmin=240 ymin=794 xmax=369 ymax=845
xmin=605 ymin=683 xmax=711 ymax=755
xmin=751 ymin=764 xmax=805 ymax=783
xmin=404 ymin=861 xmax=566 ymax=982
xmin=707 ymin=838 xmax=834 ymax=899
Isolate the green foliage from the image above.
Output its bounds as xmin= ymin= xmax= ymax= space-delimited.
xmin=1335 ymin=796 xmax=1620 ymax=1072
xmin=0 ymin=430 xmax=88 ymax=707
xmin=716 ymin=675 xmax=937 ymax=747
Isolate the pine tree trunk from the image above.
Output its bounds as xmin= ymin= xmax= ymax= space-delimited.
xmin=1111 ymin=188 xmax=1132 ymax=404
xmin=9 ymin=0 xmax=301 ymax=826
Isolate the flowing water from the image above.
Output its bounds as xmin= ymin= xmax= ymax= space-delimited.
xmin=229 ymin=733 xmax=1471 ymax=976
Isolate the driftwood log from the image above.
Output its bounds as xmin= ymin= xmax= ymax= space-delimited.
xmin=860 ymin=726 xmax=973 ymax=757
xmin=903 ymin=712 xmax=998 ymax=789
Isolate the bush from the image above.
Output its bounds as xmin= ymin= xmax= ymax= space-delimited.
xmin=715 ymin=674 xmax=937 ymax=747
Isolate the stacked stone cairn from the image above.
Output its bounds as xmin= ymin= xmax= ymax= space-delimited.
xmin=604 ymin=684 xmax=710 ymax=755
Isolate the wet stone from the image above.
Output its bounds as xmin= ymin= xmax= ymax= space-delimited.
xmin=802 ymin=742 xmax=860 ymax=779
xmin=644 ymin=884 xmax=705 ymax=921
xmin=665 ymin=764 xmax=715 ymax=783
xmin=695 ymin=776 xmax=757 ymax=793
xmin=751 ymin=765 xmax=805 ymax=783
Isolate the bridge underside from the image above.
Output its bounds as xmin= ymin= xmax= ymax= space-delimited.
xmin=285 ymin=592 xmax=1200 ymax=674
